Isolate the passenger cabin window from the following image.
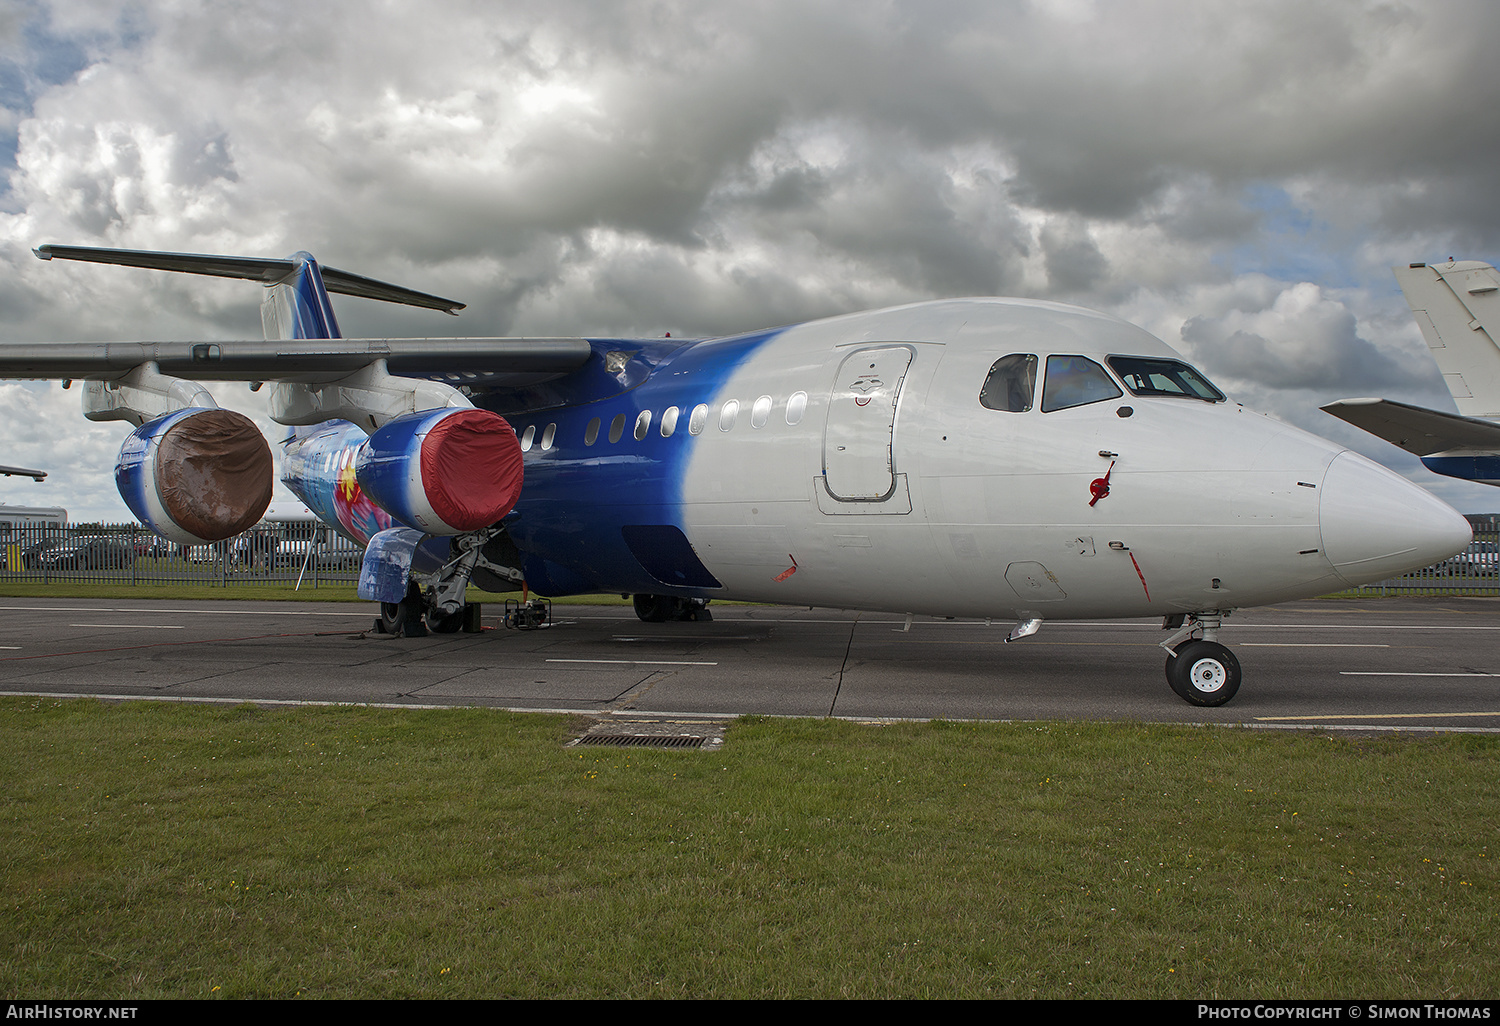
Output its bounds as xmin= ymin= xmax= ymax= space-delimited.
xmin=719 ymin=400 xmax=739 ymax=432
xmin=979 ymin=354 xmax=1038 ymax=412
xmin=1107 ymin=356 xmax=1225 ymax=402
xmin=786 ymin=391 xmax=807 ymax=425
xmin=751 ymin=395 xmax=772 ymax=428
xmin=1040 ymin=355 xmax=1123 ymax=413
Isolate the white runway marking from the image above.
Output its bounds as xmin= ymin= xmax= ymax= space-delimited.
xmin=70 ymin=623 xmax=185 ymax=630
xmin=0 ymin=605 xmax=370 ymax=617
xmin=547 ymin=658 xmax=718 ymax=666
xmin=1339 ymin=670 xmax=1500 ymax=677
xmin=570 ymin=614 xmax=1500 ymax=632
xmin=2 ymin=689 xmax=1497 ymax=733
xmin=1242 ymin=643 xmax=1389 ymax=647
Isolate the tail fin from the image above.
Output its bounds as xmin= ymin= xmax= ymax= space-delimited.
xmin=261 ymin=252 xmax=342 ymax=340
xmin=1394 ymin=260 xmax=1500 ymax=418
xmin=33 ymin=244 xmax=465 ymax=343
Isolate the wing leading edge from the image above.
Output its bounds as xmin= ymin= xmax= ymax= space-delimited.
xmin=0 ymin=337 xmax=594 ymax=383
xmin=1321 ymin=396 xmax=1500 ymax=455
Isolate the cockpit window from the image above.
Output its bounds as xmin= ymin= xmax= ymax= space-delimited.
xmin=979 ymin=354 xmax=1037 ymax=412
xmin=1107 ymin=356 xmax=1225 ymax=402
xmin=1040 ymin=355 xmax=1123 ymax=413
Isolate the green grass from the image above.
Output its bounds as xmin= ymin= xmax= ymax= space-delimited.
xmin=2 ymin=699 xmax=1496 ymax=999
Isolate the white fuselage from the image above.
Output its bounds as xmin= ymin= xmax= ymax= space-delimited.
xmin=639 ymin=298 xmax=1470 ymax=620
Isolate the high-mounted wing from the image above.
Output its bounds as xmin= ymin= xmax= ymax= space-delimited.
xmin=1320 ymin=397 xmax=1500 ymax=456
xmin=0 ymin=337 xmax=592 ymax=384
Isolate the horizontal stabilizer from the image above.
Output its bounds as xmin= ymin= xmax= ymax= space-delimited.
xmin=34 ymin=244 xmax=466 ymax=315
xmin=1320 ymin=397 xmax=1500 ymax=456
xmin=0 ymin=337 xmax=592 ymax=383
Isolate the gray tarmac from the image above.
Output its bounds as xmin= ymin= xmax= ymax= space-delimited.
xmin=2 ymin=596 xmax=1500 ymax=732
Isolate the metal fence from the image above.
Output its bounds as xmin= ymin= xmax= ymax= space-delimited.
xmin=0 ymin=521 xmax=363 ymax=588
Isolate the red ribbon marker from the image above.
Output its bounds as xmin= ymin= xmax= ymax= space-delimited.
xmin=1089 ymin=461 xmax=1115 ymax=507
xmin=1128 ymin=551 xmax=1150 ymax=601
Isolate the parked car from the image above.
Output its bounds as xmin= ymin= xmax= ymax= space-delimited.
xmin=133 ymin=535 xmax=175 ymax=557
xmin=1436 ymin=541 xmax=1499 ymax=576
xmin=33 ymin=538 xmax=137 ymax=571
xmin=19 ymin=538 xmax=61 ymax=569
xmin=229 ymin=533 xmax=280 ymax=567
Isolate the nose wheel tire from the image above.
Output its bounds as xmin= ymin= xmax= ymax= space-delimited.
xmin=1165 ymin=640 xmax=1241 ymax=706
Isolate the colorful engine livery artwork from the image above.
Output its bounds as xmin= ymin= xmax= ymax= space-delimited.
xmin=281 ymin=409 xmax=523 ymax=546
xmin=281 ymin=420 xmax=393 ymax=546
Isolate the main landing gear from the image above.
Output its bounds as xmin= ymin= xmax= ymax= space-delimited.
xmin=1160 ymin=612 xmax=1241 ymax=707
xmin=631 ymin=594 xmax=713 ymax=623
xmin=377 ymin=583 xmax=482 ymax=637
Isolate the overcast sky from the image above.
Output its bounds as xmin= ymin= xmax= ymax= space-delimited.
xmin=0 ymin=0 xmax=1496 ymax=520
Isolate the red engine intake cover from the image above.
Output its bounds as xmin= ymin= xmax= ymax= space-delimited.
xmin=419 ymin=408 xmax=524 ymax=531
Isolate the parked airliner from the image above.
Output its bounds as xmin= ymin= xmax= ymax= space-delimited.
xmin=0 ymin=245 xmax=1471 ymax=706
xmin=1324 ymin=259 xmax=1500 ymax=487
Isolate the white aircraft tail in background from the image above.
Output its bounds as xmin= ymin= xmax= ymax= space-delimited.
xmin=1324 ymin=260 xmax=1500 ymax=485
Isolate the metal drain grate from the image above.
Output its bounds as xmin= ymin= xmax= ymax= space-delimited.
xmin=574 ymin=733 xmax=706 ymax=750
xmin=568 ymin=718 xmax=726 ymax=751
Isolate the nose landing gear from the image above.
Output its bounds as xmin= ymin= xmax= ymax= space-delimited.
xmin=1161 ymin=613 xmax=1241 ymax=706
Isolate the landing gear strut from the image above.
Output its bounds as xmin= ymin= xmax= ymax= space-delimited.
xmin=631 ymin=594 xmax=713 ymax=622
xmin=1160 ymin=612 xmax=1240 ymax=706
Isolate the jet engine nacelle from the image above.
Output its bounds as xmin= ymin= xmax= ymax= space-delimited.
xmin=353 ymin=407 xmax=524 ymax=535
xmin=115 ymin=407 xmax=274 ymax=545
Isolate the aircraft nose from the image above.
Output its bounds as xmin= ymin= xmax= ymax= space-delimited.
xmin=1319 ymin=450 xmax=1472 ymax=586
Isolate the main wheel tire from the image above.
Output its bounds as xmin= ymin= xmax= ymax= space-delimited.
xmin=379 ymin=601 xmax=406 ymax=633
xmin=632 ymin=594 xmax=674 ymax=623
xmin=380 ymin=584 xmax=427 ymax=637
xmin=425 ymin=608 xmax=464 ymax=634
xmin=1165 ymin=640 xmax=1241 ymax=706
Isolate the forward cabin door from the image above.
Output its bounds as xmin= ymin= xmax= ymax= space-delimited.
xmin=822 ymin=345 xmax=913 ymax=503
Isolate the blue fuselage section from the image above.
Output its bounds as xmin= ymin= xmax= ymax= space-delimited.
xmin=488 ymin=329 xmax=782 ymax=595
